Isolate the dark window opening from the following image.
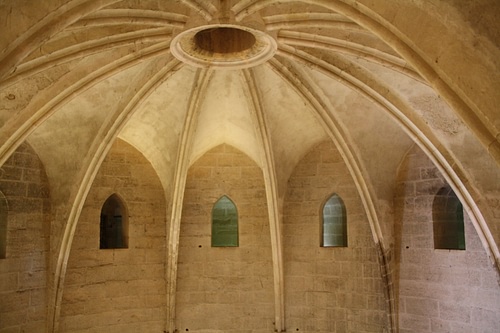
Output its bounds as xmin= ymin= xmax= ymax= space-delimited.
xmin=433 ymin=186 xmax=465 ymax=250
xmin=100 ymin=194 xmax=128 ymax=249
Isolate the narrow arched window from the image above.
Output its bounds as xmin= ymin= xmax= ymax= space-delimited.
xmin=0 ymin=191 xmax=7 ymax=259
xmin=321 ymin=193 xmax=347 ymax=247
xmin=212 ymin=195 xmax=238 ymax=247
xmin=100 ymin=194 xmax=128 ymax=249
xmin=433 ymin=186 xmax=465 ymax=250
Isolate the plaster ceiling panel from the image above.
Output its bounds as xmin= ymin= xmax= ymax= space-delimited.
xmin=28 ymin=60 xmax=144 ymax=203
xmin=352 ymin=56 xmax=500 ymax=191
xmin=252 ymin=64 xmax=328 ymax=194
xmin=0 ymin=63 xmax=73 ymax=128
xmin=0 ymin=0 xmax=67 ymax=52
xmin=119 ymin=64 xmax=198 ymax=191
xmin=257 ymin=2 xmax=332 ymax=16
xmin=107 ymin=0 xmax=191 ymax=12
xmin=352 ymin=56 xmax=465 ymax=139
xmin=0 ymin=43 xmax=160 ymax=141
xmin=258 ymin=2 xmax=399 ymax=56
xmin=306 ymin=67 xmax=413 ymax=204
xmin=276 ymin=27 xmax=398 ymax=58
xmin=189 ymin=69 xmax=262 ymax=167
xmin=24 ymin=27 xmax=163 ymax=62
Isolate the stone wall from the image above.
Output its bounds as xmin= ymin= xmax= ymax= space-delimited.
xmin=395 ymin=145 xmax=500 ymax=333
xmin=59 ymin=139 xmax=167 ymax=333
xmin=176 ymin=144 xmax=275 ymax=332
xmin=0 ymin=142 xmax=51 ymax=332
xmin=283 ymin=141 xmax=389 ymax=332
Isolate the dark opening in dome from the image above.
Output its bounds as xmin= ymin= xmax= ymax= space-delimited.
xmin=194 ymin=27 xmax=256 ymax=54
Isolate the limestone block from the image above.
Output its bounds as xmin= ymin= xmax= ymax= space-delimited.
xmin=0 ymin=272 xmax=17 ymax=292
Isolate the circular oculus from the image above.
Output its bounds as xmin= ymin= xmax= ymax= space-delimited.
xmin=171 ymin=24 xmax=277 ymax=69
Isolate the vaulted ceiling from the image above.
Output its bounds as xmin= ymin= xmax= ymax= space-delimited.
xmin=0 ymin=0 xmax=499 ymax=330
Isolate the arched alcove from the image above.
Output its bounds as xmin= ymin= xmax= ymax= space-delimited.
xmin=433 ymin=186 xmax=465 ymax=250
xmin=100 ymin=193 xmax=128 ymax=249
xmin=211 ymin=195 xmax=238 ymax=247
xmin=321 ymin=193 xmax=347 ymax=247
xmin=0 ymin=2 xmax=499 ymax=333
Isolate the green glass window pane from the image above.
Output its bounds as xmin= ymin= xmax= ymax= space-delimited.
xmin=322 ymin=194 xmax=347 ymax=247
xmin=212 ymin=196 xmax=238 ymax=247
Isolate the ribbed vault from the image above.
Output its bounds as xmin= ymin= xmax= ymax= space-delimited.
xmin=0 ymin=1 xmax=499 ymax=332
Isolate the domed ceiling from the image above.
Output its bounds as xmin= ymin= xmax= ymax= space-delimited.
xmin=0 ymin=0 xmax=462 ymax=204
xmin=0 ymin=0 xmax=499 ymax=323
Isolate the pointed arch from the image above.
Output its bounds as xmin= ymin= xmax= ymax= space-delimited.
xmin=165 ymin=68 xmax=212 ymax=332
xmin=321 ymin=193 xmax=347 ymax=247
xmin=433 ymin=186 xmax=465 ymax=250
xmin=100 ymin=193 xmax=128 ymax=249
xmin=235 ymin=0 xmax=500 ymax=164
xmin=242 ymin=68 xmax=285 ymax=332
xmin=211 ymin=195 xmax=239 ymax=247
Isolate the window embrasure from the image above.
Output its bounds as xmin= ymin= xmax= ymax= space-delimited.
xmin=321 ymin=193 xmax=347 ymax=247
xmin=212 ymin=195 xmax=238 ymax=247
xmin=433 ymin=186 xmax=465 ymax=250
xmin=100 ymin=194 xmax=128 ymax=249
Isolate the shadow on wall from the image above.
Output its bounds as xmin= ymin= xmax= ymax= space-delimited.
xmin=0 ymin=191 xmax=7 ymax=259
xmin=395 ymin=145 xmax=500 ymax=332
